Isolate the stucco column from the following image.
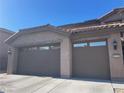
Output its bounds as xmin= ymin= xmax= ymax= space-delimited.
xmin=60 ymin=37 xmax=72 ymax=78
xmin=108 ymin=32 xmax=124 ymax=81
xmin=7 ymin=47 xmax=18 ymax=74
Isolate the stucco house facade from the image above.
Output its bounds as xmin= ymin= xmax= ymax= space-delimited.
xmin=0 ymin=28 xmax=14 ymax=73
xmin=5 ymin=8 xmax=124 ymax=81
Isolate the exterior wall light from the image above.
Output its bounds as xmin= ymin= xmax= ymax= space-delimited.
xmin=8 ymin=49 xmax=12 ymax=54
xmin=113 ymin=40 xmax=118 ymax=50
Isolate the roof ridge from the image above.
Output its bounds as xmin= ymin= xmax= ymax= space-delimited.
xmin=19 ymin=24 xmax=52 ymax=31
xmin=114 ymin=7 xmax=124 ymax=11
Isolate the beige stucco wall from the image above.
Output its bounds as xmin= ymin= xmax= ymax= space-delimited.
xmin=61 ymin=37 xmax=72 ymax=78
xmin=7 ymin=47 xmax=18 ymax=74
xmin=71 ymin=31 xmax=110 ymax=43
xmin=72 ymin=31 xmax=124 ymax=81
xmin=7 ymin=31 xmax=72 ymax=78
xmin=0 ymin=30 xmax=14 ymax=72
xmin=7 ymin=28 xmax=124 ymax=81
xmin=108 ymin=32 xmax=124 ymax=81
xmin=11 ymin=31 xmax=65 ymax=47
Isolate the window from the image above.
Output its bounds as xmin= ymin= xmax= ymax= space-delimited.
xmin=39 ymin=46 xmax=49 ymax=50
xmin=73 ymin=43 xmax=87 ymax=48
xmin=89 ymin=41 xmax=106 ymax=47
xmin=50 ymin=45 xmax=60 ymax=50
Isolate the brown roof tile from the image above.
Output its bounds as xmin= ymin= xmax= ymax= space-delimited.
xmin=67 ymin=23 xmax=124 ymax=34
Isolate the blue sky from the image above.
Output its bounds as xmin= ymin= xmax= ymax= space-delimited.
xmin=0 ymin=0 xmax=124 ymax=31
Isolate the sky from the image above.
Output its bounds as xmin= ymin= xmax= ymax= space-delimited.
xmin=0 ymin=0 xmax=124 ymax=32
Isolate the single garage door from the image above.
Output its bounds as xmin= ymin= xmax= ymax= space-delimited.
xmin=72 ymin=41 xmax=110 ymax=80
xmin=17 ymin=43 xmax=60 ymax=77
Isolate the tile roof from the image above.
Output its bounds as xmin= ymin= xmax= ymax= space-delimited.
xmin=66 ymin=23 xmax=124 ymax=34
xmin=59 ymin=7 xmax=124 ymax=34
xmin=99 ymin=7 xmax=124 ymax=21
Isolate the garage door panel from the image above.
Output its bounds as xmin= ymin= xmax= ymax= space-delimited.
xmin=72 ymin=46 xmax=110 ymax=80
xmin=17 ymin=47 xmax=60 ymax=77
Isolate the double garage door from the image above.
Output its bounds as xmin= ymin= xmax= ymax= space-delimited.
xmin=17 ymin=44 xmax=60 ymax=77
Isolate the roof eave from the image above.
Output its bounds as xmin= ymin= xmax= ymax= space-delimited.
xmin=0 ymin=28 xmax=15 ymax=34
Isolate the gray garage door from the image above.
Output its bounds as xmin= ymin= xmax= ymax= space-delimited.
xmin=17 ymin=44 xmax=60 ymax=77
xmin=72 ymin=41 xmax=110 ymax=80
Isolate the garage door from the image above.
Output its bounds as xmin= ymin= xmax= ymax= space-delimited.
xmin=72 ymin=41 xmax=110 ymax=80
xmin=17 ymin=44 xmax=60 ymax=77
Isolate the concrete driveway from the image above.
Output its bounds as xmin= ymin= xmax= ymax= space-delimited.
xmin=0 ymin=74 xmax=114 ymax=93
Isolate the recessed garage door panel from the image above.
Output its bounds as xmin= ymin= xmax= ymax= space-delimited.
xmin=72 ymin=46 xmax=110 ymax=80
xmin=17 ymin=46 xmax=60 ymax=77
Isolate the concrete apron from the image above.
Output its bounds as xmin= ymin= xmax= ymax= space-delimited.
xmin=112 ymin=82 xmax=124 ymax=93
xmin=0 ymin=74 xmax=114 ymax=93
